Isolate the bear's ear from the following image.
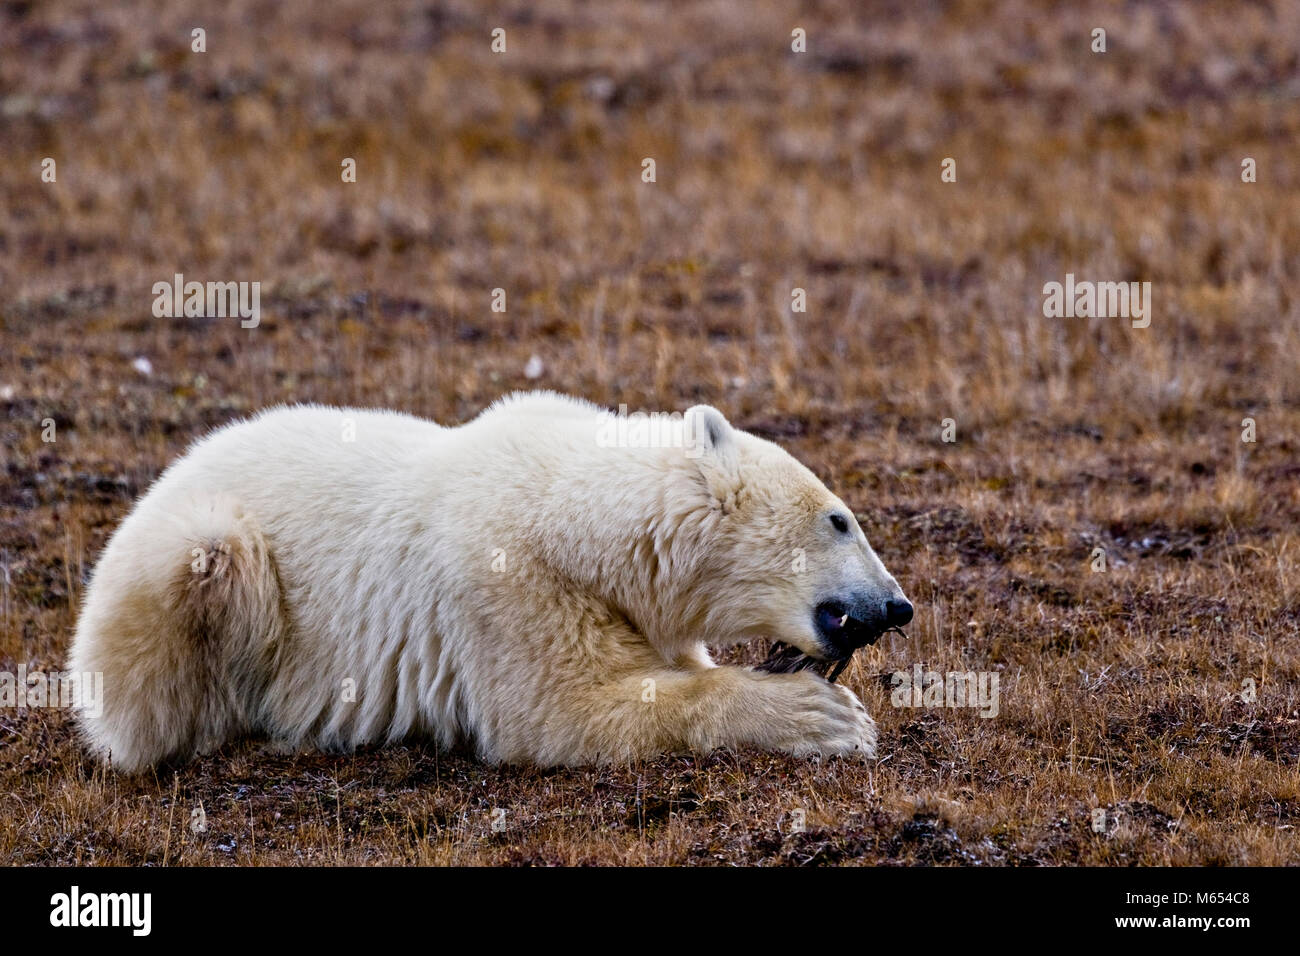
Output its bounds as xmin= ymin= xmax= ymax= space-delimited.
xmin=685 ymin=404 xmax=732 ymax=455
xmin=684 ymin=404 xmax=740 ymax=504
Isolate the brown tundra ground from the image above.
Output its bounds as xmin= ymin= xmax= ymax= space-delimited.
xmin=1 ymin=0 xmax=1298 ymax=865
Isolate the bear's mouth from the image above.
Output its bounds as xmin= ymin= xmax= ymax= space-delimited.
xmin=756 ymin=602 xmax=906 ymax=683
xmin=813 ymin=600 xmax=881 ymax=651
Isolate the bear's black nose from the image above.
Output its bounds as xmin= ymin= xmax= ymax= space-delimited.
xmin=885 ymin=598 xmax=913 ymax=628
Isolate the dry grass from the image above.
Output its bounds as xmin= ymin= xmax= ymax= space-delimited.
xmin=2 ymin=0 xmax=1299 ymax=865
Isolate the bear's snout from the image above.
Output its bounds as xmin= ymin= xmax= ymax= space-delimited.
xmin=884 ymin=597 xmax=914 ymax=628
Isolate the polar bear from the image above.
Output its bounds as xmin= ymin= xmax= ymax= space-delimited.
xmin=68 ymin=392 xmax=912 ymax=770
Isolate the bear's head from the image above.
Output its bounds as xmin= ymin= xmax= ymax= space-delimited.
xmin=676 ymin=404 xmax=912 ymax=662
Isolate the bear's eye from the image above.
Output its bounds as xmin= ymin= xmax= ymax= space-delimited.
xmin=829 ymin=513 xmax=850 ymax=534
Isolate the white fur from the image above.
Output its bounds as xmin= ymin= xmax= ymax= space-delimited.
xmin=69 ymin=392 xmax=907 ymax=769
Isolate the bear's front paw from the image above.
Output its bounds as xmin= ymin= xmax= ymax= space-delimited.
xmin=783 ymin=675 xmax=877 ymax=760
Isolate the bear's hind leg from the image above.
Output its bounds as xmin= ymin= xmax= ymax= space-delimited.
xmin=68 ymin=495 xmax=284 ymax=771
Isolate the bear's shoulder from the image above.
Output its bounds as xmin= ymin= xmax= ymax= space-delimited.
xmin=480 ymin=390 xmax=604 ymax=422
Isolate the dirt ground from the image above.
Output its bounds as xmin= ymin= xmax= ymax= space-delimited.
xmin=2 ymin=0 xmax=1298 ymax=864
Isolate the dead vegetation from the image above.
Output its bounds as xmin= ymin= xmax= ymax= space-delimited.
xmin=1 ymin=0 xmax=1298 ymax=864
